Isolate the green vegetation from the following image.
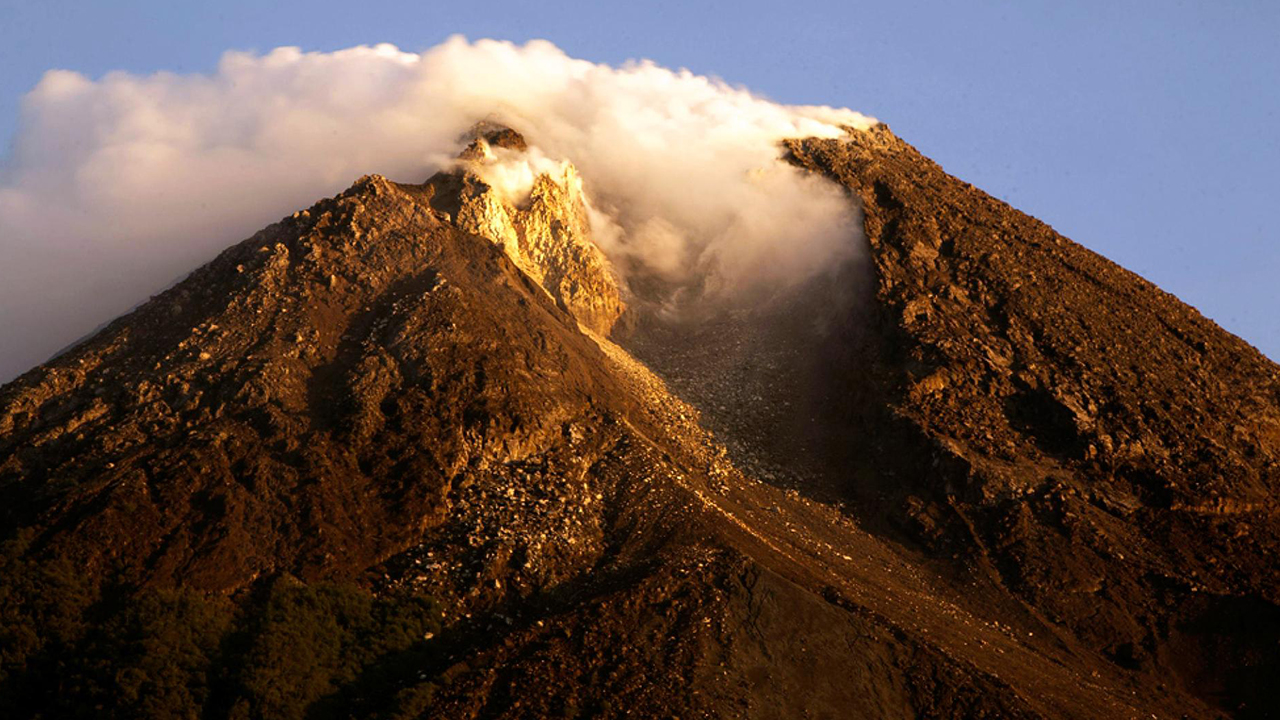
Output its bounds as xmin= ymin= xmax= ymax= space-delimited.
xmin=67 ymin=587 xmax=234 ymax=719
xmin=227 ymin=579 xmax=443 ymax=720
xmin=0 ymin=532 xmax=98 ymax=704
xmin=0 ymin=540 xmax=445 ymax=719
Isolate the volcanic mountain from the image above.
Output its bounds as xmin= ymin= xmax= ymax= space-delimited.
xmin=1 ymin=124 xmax=1277 ymax=719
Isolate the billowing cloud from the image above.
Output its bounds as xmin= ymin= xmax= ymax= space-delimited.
xmin=0 ymin=37 xmax=874 ymax=381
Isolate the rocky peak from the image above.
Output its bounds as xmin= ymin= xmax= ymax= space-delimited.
xmin=422 ymin=125 xmax=625 ymax=336
xmin=458 ymin=121 xmax=529 ymax=158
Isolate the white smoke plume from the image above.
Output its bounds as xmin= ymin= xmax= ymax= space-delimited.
xmin=0 ymin=37 xmax=875 ymax=382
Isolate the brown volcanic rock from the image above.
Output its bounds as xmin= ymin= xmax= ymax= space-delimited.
xmin=0 ymin=124 xmax=1269 ymax=719
xmin=0 ymin=174 xmax=643 ymax=592
xmin=0 ymin=165 xmax=1066 ymax=718
xmin=786 ymin=125 xmax=1280 ymax=716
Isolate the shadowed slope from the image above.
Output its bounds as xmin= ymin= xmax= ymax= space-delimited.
xmin=784 ymin=125 xmax=1280 ymax=716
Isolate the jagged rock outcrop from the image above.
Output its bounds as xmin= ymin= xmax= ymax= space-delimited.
xmin=421 ymin=126 xmax=626 ymax=336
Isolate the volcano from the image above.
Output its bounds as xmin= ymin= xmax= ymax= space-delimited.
xmin=1 ymin=123 xmax=1277 ymax=719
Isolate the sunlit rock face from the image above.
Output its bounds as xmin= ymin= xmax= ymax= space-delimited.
xmin=423 ymin=126 xmax=626 ymax=336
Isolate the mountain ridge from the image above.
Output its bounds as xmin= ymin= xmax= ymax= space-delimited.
xmin=784 ymin=124 xmax=1280 ymax=714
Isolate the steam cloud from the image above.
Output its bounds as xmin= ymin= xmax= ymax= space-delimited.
xmin=0 ymin=37 xmax=875 ymax=382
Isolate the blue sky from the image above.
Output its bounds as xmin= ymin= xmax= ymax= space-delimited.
xmin=2 ymin=0 xmax=1277 ymax=358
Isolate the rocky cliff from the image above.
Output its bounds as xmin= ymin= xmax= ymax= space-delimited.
xmin=421 ymin=126 xmax=626 ymax=336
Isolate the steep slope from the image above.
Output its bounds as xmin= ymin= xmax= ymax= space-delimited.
xmin=0 ymin=173 xmax=628 ymax=593
xmin=0 ymin=124 xmax=1268 ymax=719
xmin=778 ymin=125 xmax=1280 ymax=716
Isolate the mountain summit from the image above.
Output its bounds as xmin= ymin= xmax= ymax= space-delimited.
xmin=422 ymin=125 xmax=626 ymax=335
xmin=1 ymin=124 xmax=1276 ymax=719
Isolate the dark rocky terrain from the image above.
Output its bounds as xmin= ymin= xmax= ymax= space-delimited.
xmin=0 ymin=124 xmax=1276 ymax=719
xmin=785 ymin=127 xmax=1280 ymax=715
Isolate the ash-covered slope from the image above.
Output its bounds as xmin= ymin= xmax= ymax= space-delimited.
xmin=0 ymin=125 xmax=1270 ymax=719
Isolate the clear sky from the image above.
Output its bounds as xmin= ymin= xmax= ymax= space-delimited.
xmin=2 ymin=0 xmax=1277 ymax=359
